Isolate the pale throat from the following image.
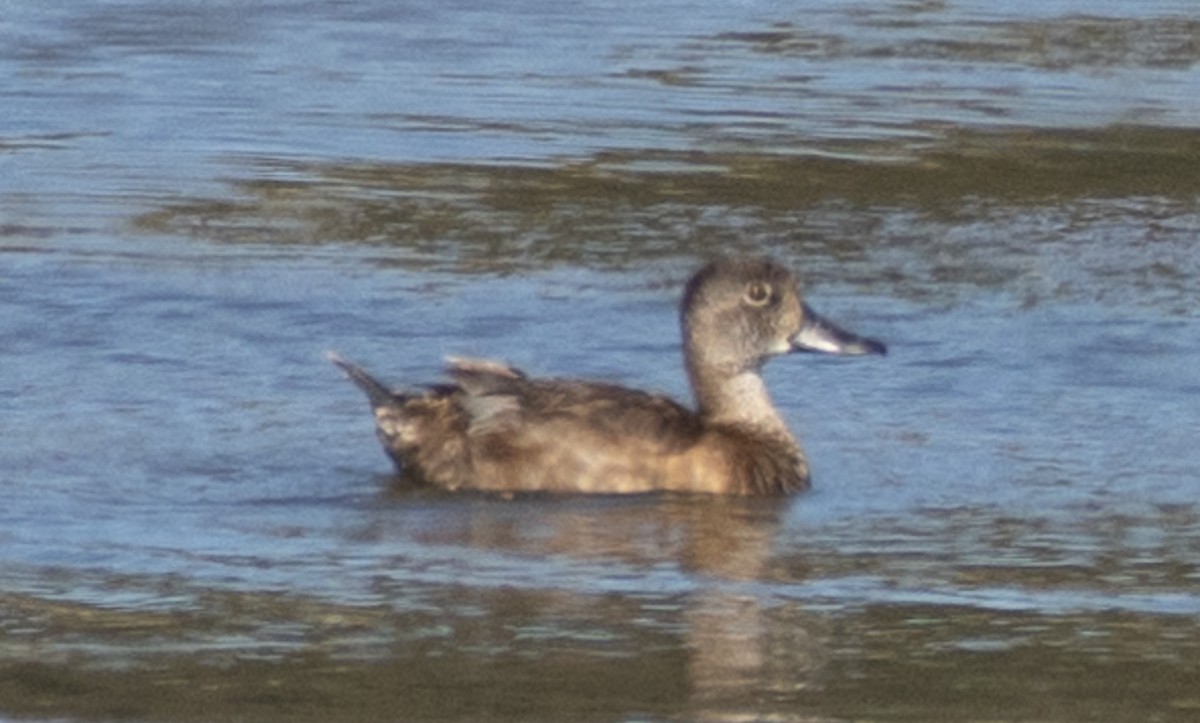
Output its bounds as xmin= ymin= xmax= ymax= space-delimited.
xmin=689 ymin=361 xmax=792 ymax=437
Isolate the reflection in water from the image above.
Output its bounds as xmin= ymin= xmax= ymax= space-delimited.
xmin=714 ymin=15 xmax=1200 ymax=69
xmin=0 ymin=496 xmax=832 ymax=721
xmin=131 ymin=128 xmax=1200 ymax=313
xmin=7 ymin=493 xmax=1197 ymax=721
xmin=362 ymin=494 xmax=827 ymax=716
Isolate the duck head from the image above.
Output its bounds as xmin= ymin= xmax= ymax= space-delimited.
xmin=681 ymin=257 xmax=886 ymax=380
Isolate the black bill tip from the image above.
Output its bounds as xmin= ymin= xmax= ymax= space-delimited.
xmin=792 ymin=304 xmax=887 ymax=357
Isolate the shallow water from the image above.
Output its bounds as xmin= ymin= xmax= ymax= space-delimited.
xmin=2 ymin=1 xmax=1199 ymax=721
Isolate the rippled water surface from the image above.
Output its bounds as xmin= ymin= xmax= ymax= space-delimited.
xmin=2 ymin=1 xmax=1199 ymax=721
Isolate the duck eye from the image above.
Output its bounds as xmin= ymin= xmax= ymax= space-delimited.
xmin=744 ymin=281 xmax=772 ymax=307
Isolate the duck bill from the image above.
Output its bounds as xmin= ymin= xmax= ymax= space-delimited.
xmin=791 ymin=303 xmax=887 ymax=356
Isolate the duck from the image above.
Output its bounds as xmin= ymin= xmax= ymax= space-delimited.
xmin=330 ymin=257 xmax=885 ymax=495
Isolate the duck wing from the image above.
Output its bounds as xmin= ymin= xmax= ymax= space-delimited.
xmin=332 ymin=353 xmax=706 ymax=492
xmin=437 ymin=357 xmax=706 ymax=492
xmin=445 ymin=356 xmax=701 ymax=448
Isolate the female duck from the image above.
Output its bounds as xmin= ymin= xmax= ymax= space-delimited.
xmin=330 ymin=257 xmax=885 ymax=495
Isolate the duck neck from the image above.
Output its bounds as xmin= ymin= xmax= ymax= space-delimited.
xmin=686 ymin=353 xmax=793 ymax=441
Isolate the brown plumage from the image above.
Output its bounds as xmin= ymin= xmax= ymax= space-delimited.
xmin=330 ymin=257 xmax=885 ymax=495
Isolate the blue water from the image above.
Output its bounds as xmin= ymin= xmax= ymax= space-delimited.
xmin=2 ymin=1 xmax=1199 ymax=720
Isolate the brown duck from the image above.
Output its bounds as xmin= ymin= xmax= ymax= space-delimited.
xmin=330 ymin=257 xmax=885 ymax=495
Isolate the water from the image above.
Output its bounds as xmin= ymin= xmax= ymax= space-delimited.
xmin=2 ymin=0 xmax=1199 ymax=720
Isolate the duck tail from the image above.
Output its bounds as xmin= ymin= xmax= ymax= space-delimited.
xmin=327 ymin=351 xmax=400 ymax=410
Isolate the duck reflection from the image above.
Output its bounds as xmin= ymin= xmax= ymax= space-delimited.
xmin=356 ymin=491 xmax=827 ymax=719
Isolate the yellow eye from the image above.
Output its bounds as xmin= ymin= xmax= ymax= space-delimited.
xmin=744 ymin=281 xmax=772 ymax=307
